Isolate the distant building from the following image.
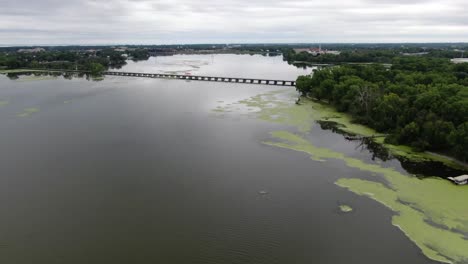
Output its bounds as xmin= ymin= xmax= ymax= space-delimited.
xmin=325 ymin=50 xmax=341 ymax=55
xmin=293 ymin=46 xmax=341 ymax=56
xmin=17 ymin=47 xmax=45 ymax=53
xmin=401 ymin=52 xmax=429 ymax=56
xmin=114 ymin=47 xmax=128 ymax=52
xmin=451 ymin=58 xmax=468 ymax=64
xmin=293 ymin=48 xmax=312 ymax=53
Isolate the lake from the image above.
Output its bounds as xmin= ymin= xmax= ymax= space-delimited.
xmin=0 ymin=54 xmax=460 ymax=263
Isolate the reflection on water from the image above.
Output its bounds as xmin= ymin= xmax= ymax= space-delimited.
xmin=6 ymin=71 xmax=97 ymax=81
xmin=316 ymin=120 xmax=468 ymax=177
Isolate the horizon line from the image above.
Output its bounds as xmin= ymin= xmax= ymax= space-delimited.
xmin=2 ymin=42 xmax=468 ymax=48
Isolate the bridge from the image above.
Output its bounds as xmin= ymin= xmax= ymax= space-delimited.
xmin=6 ymin=69 xmax=297 ymax=87
xmin=104 ymin=71 xmax=297 ymax=86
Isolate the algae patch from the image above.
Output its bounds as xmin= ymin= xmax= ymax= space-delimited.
xmin=214 ymin=89 xmax=314 ymax=133
xmin=17 ymin=108 xmax=39 ymax=117
xmin=219 ymin=89 xmax=468 ymax=263
xmin=18 ymin=75 xmax=57 ymax=82
xmin=212 ymin=106 xmax=227 ymax=113
xmin=266 ymin=130 xmax=468 ymax=263
xmin=0 ymin=69 xmax=47 ymax=74
xmin=91 ymin=76 xmax=104 ymax=81
xmin=0 ymin=100 xmax=9 ymax=107
xmin=337 ymin=178 xmax=468 ymax=264
xmin=339 ymin=205 xmax=353 ymax=213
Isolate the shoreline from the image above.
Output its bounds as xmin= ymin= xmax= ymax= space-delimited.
xmin=302 ymin=96 xmax=468 ymax=172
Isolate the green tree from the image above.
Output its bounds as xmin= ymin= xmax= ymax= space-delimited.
xmin=448 ymin=122 xmax=468 ymax=161
xmin=89 ymin=63 xmax=105 ymax=75
xmin=372 ymin=93 xmax=407 ymax=131
xmin=295 ymin=75 xmax=312 ymax=96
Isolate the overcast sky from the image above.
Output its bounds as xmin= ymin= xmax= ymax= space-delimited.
xmin=1 ymin=0 xmax=467 ymax=45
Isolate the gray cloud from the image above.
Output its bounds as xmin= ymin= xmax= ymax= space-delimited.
xmin=0 ymin=0 xmax=467 ymax=45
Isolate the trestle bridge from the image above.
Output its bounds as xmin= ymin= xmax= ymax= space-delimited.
xmin=104 ymin=71 xmax=296 ymax=86
xmin=9 ymin=69 xmax=297 ymax=87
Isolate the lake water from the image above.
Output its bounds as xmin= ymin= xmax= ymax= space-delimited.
xmin=0 ymin=54 xmax=446 ymax=263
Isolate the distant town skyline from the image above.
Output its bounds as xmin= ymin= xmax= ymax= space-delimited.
xmin=1 ymin=0 xmax=467 ymax=45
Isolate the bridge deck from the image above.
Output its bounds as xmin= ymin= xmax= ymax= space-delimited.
xmin=6 ymin=69 xmax=297 ymax=87
xmin=104 ymin=71 xmax=296 ymax=86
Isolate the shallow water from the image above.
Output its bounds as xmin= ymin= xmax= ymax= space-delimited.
xmin=0 ymin=54 xmax=447 ymax=263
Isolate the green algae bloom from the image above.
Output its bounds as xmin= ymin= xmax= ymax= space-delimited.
xmin=264 ymin=130 xmax=468 ymax=263
xmin=215 ymin=89 xmax=314 ymax=133
xmin=0 ymin=69 xmax=47 ymax=74
xmin=339 ymin=205 xmax=353 ymax=213
xmin=0 ymin=100 xmax=9 ymax=107
xmin=91 ymin=76 xmax=105 ymax=81
xmin=216 ymin=89 xmax=468 ymax=263
xmin=17 ymin=108 xmax=39 ymax=117
xmin=337 ymin=178 xmax=468 ymax=264
xmin=212 ymin=106 xmax=227 ymax=113
xmin=18 ymin=76 xmax=57 ymax=82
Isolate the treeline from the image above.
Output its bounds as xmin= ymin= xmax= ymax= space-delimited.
xmin=283 ymin=49 xmax=399 ymax=64
xmin=296 ymin=57 xmax=468 ymax=161
xmin=283 ymin=46 xmax=467 ymax=64
xmin=0 ymin=48 xmax=150 ymax=75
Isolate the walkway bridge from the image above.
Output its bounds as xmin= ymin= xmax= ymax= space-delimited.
xmin=104 ymin=71 xmax=297 ymax=87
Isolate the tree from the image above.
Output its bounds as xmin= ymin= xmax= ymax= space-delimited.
xmin=399 ymin=122 xmax=420 ymax=144
xmin=295 ymin=75 xmax=312 ymax=96
xmin=352 ymin=83 xmax=379 ymax=121
xmin=318 ymin=79 xmax=335 ymax=101
xmin=421 ymin=120 xmax=454 ymax=150
xmin=448 ymin=122 xmax=468 ymax=161
xmin=372 ymin=93 xmax=405 ymax=131
xmin=89 ymin=62 xmax=105 ymax=75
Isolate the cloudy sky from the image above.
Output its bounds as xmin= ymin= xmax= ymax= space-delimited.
xmin=1 ymin=0 xmax=467 ymax=45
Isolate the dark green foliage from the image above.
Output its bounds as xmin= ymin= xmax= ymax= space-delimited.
xmin=283 ymin=49 xmax=398 ymax=64
xmin=89 ymin=63 xmax=106 ymax=75
xmin=0 ymin=48 xmax=150 ymax=74
xmin=128 ymin=49 xmax=151 ymax=61
xmin=296 ymin=75 xmax=313 ymax=96
xmin=449 ymin=122 xmax=468 ymax=160
xmin=297 ymin=57 xmax=468 ymax=161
